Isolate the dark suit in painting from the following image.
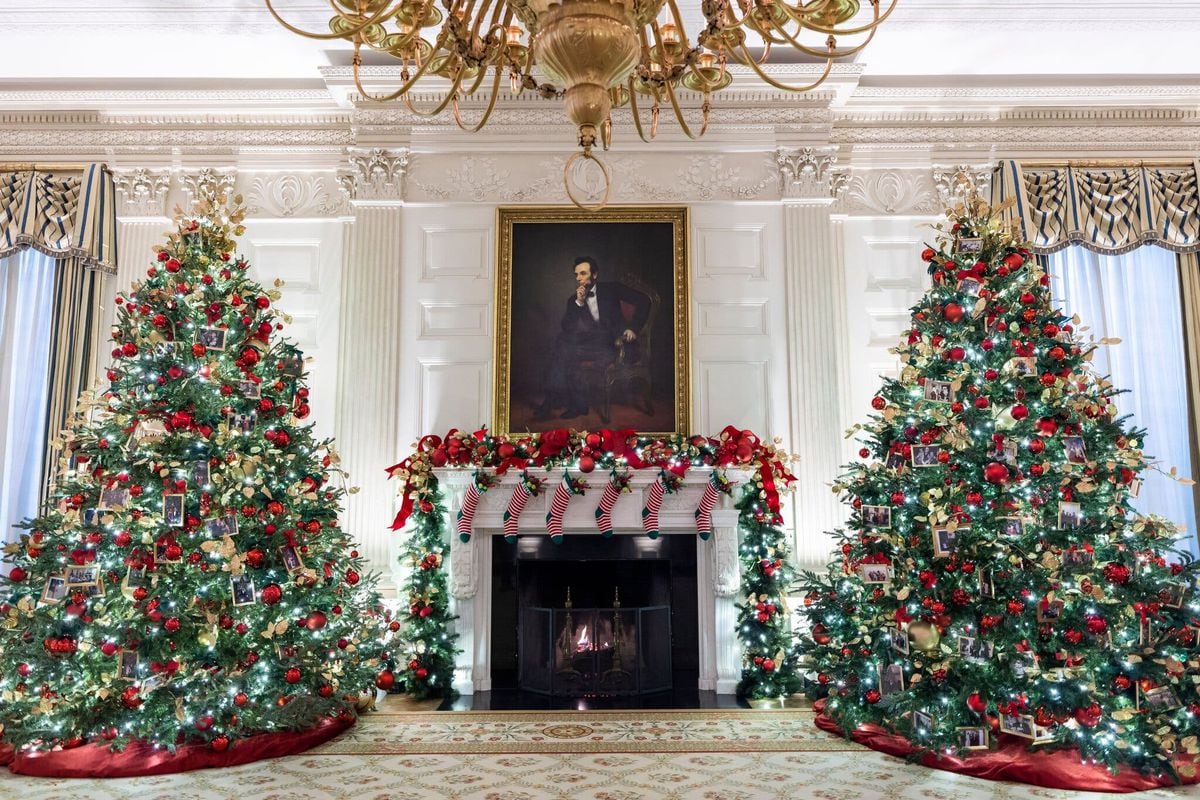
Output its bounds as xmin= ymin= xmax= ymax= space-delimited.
xmin=542 ymin=281 xmax=651 ymax=416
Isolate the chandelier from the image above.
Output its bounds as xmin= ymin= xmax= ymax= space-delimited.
xmin=266 ymin=0 xmax=895 ymax=207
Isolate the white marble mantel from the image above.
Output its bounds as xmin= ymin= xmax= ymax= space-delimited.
xmin=434 ymin=467 xmax=751 ymax=696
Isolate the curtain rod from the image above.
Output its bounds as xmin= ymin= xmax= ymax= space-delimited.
xmin=1003 ymin=159 xmax=1196 ymax=169
xmin=0 ymin=163 xmax=105 ymax=172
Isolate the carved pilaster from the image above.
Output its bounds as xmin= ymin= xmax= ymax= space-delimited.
xmin=338 ymin=148 xmax=409 ymax=203
xmin=776 ymin=147 xmax=847 ymax=201
xmin=112 ymin=168 xmax=171 ymax=217
xmin=932 ymin=164 xmax=994 ymax=210
xmin=179 ymin=167 xmax=238 ymax=204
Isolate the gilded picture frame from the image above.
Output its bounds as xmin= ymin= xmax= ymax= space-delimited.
xmin=494 ymin=205 xmax=690 ymax=436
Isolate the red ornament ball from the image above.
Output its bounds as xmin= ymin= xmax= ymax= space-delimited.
xmin=375 ymin=670 xmax=396 ymax=691
xmin=1010 ymin=404 xmax=1029 ymax=421
xmin=210 ymin=735 xmax=230 ymax=752
xmin=260 ymin=583 xmax=283 ymax=605
xmin=234 ymin=692 xmax=248 ymax=707
xmin=285 ymin=667 xmax=302 ymax=684
xmin=305 ymin=611 xmax=328 ymax=631
xmin=579 ymin=455 xmax=596 ymax=473
xmin=7 ymin=567 xmax=26 ymax=583
xmin=345 ymin=569 xmax=360 ymax=586
xmin=943 ymin=303 xmax=964 ymax=323
xmin=921 ymin=247 xmax=936 ymax=262
xmin=1028 ymin=437 xmax=1045 ymax=455
xmin=864 ymin=689 xmax=881 ymax=704
xmin=966 ymin=692 xmax=987 ymax=714
xmin=983 ymin=462 xmax=1009 ymax=484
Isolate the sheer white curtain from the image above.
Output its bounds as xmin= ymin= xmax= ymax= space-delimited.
xmin=0 ymin=249 xmax=56 ymax=548
xmin=1049 ymin=246 xmax=1199 ymax=556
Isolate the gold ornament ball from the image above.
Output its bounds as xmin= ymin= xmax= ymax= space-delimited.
xmin=907 ymin=620 xmax=940 ymax=652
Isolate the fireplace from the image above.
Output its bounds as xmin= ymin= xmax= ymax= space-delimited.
xmin=491 ymin=535 xmax=695 ymax=696
xmin=435 ymin=467 xmax=747 ymax=697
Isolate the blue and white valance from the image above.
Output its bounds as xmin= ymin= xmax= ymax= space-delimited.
xmin=992 ymin=159 xmax=1200 ymax=255
xmin=0 ymin=164 xmax=116 ymax=273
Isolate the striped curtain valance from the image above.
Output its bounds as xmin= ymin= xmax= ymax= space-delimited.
xmin=0 ymin=164 xmax=117 ymax=274
xmin=991 ymin=159 xmax=1200 ymax=256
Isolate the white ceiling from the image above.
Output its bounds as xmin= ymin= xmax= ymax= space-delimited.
xmin=1 ymin=1 xmax=1198 ymax=83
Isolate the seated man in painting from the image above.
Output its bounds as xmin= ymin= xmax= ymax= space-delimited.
xmin=534 ymin=256 xmax=650 ymax=420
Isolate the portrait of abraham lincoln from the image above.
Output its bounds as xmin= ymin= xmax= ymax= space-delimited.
xmin=495 ymin=206 xmax=689 ymax=436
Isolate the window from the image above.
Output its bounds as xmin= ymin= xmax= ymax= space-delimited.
xmin=0 ymin=249 xmax=56 ymax=546
xmin=1048 ymin=246 xmax=1198 ymax=555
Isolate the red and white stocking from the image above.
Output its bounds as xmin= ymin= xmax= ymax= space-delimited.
xmin=503 ymin=473 xmax=542 ymax=544
xmin=594 ymin=473 xmax=629 ymax=538
xmin=694 ymin=471 xmax=733 ymax=541
xmin=456 ymin=480 xmax=482 ymax=543
xmin=545 ymin=473 xmax=586 ymax=544
xmin=641 ymin=474 xmax=668 ymax=539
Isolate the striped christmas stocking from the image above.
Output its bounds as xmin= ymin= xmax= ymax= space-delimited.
xmin=594 ymin=472 xmax=631 ymax=538
xmin=694 ymin=471 xmax=733 ymax=541
xmin=503 ymin=473 xmax=543 ymax=544
xmin=455 ymin=474 xmax=483 ymax=543
xmin=641 ymin=473 xmax=668 ymax=539
xmin=545 ymin=473 xmax=587 ymax=544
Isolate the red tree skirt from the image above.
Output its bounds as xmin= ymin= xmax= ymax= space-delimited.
xmin=1 ymin=715 xmax=353 ymax=778
xmin=813 ymin=702 xmax=1198 ymax=793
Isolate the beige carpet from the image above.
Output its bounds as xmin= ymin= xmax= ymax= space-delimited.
xmin=1 ymin=699 xmax=1197 ymax=800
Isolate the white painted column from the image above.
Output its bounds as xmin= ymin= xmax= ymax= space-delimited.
xmin=777 ymin=148 xmax=851 ymax=567
xmin=709 ymin=504 xmax=742 ymax=694
xmin=106 ymin=169 xmax=173 ymax=379
xmin=333 ymin=149 xmax=410 ymax=583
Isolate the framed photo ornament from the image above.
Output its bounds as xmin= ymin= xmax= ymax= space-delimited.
xmin=494 ymin=206 xmax=690 ymax=436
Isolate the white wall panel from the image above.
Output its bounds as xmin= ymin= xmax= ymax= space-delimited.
xmin=419 ymin=226 xmax=490 ymax=280
xmin=243 ymin=220 xmax=344 ymax=443
xmin=695 ymin=225 xmax=767 ymax=279
xmin=399 ymin=207 xmax=495 ymax=454
xmin=839 ymin=218 xmax=933 ymax=460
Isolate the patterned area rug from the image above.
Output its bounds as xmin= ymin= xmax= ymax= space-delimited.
xmin=1 ymin=704 xmax=1198 ymax=800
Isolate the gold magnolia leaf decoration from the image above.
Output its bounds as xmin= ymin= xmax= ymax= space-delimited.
xmin=260 ymin=619 xmax=290 ymax=640
xmin=200 ymin=535 xmax=243 ymax=574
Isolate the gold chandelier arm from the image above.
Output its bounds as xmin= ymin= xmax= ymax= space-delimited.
xmin=263 ymin=0 xmax=396 ymax=40
xmin=766 ymin=2 xmax=883 ymax=57
xmin=796 ymin=0 xmax=897 ymax=37
xmin=452 ymin=65 xmax=504 ymax=132
xmin=627 ymin=77 xmax=658 ymax=143
xmin=746 ymin=16 xmax=840 ymax=58
xmin=403 ymin=68 xmax=468 ymax=117
xmin=662 ymin=79 xmax=709 ymax=140
xmin=735 ymin=42 xmax=834 ymax=92
xmin=352 ymin=34 xmax=449 ymax=103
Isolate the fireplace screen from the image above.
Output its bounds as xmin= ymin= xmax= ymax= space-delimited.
xmin=519 ymin=598 xmax=672 ymax=696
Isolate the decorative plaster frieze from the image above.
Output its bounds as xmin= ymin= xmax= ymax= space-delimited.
xmin=406 ymin=151 xmax=779 ymax=204
xmin=834 ymin=169 xmax=941 ymax=216
xmin=112 ymin=168 xmax=171 ymax=217
xmin=409 ymin=155 xmax=563 ymax=203
xmin=338 ymin=148 xmax=409 ymax=202
xmin=776 ymin=146 xmax=847 ymax=201
xmin=245 ymin=173 xmax=346 ymax=217
xmin=931 ymin=165 xmax=993 ymax=209
xmin=179 ymin=168 xmax=237 ymax=204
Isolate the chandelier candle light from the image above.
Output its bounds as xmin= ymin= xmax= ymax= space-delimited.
xmin=265 ymin=0 xmax=895 ymax=208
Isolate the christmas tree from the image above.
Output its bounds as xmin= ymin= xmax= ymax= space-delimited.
xmin=0 ymin=193 xmax=394 ymax=759
xmin=800 ymin=199 xmax=1200 ymax=780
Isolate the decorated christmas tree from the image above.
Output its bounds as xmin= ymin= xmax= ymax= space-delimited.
xmin=0 ymin=193 xmax=393 ymax=768
xmin=799 ymin=199 xmax=1200 ymax=784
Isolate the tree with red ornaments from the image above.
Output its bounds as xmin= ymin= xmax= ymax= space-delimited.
xmin=799 ymin=199 xmax=1200 ymax=779
xmin=0 ymin=192 xmax=393 ymax=759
